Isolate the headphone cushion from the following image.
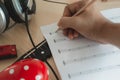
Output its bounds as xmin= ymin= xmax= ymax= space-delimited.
xmin=4 ymin=0 xmax=24 ymax=23
xmin=0 ymin=2 xmax=10 ymax=31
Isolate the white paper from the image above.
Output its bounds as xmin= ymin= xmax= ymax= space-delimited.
xmin=41 ymin=8 xmax=120 ymax=80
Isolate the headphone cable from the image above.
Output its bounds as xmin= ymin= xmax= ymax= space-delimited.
xmin=6 ymin=22 xmax=17 ymax=31
xmin=45 ymin=60 xmax=59 ymax=80
xmin=25 ymin=8 xmax=37 ymax=50
xmin=24 ymin=8 xmax=59 ymax=80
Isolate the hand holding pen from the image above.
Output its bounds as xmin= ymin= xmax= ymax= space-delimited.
xmin=57 ymin=0 xmax=96 ymax=39
xmin=58 ymin=0 xmax=111 ymax=43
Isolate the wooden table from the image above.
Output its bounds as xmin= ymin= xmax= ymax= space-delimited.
xmin=0 ymin=0 xmax=120 ymax=80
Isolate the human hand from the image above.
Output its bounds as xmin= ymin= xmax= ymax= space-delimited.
xmin=58 ymin=0 xmax=111 ymax=42
xmin=58 ymin=1 xmax=86 ymax=39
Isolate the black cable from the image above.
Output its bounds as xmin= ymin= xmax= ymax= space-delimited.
xmin=45 ymin=60 xmax=59 ymax=80
xmin=43 ymin=0 xmax=68 ymax=5
xmin=15 ymin=40 xmax=48 ymax=62
xmin=24 ymin=7 xmax=59 ymax=80
xmin=7 ymin=22 xmax=17 ymax=30
xmin=25 ymin=8 xmax=38 ymax=50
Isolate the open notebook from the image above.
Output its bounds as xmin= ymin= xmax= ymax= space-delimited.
xmin=41 ymin=8 xmax=120 ymax=80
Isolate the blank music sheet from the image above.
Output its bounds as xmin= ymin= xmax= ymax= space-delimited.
xmin=41 ymin=8 xmax=120 ymax=80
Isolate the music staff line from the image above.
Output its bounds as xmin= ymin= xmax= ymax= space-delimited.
xmin=53 ymin=36 xmax=84 ymax=43
xmin=49 ymin=32 xmax=57 ymax=35
xmin=109 ymin=16 xmax=120 ymax=20
xmin=49 ymin=30 xmax=63 ymax=35
xmin=53 ymin=38 xmax=67 ymax=43
xmin=68 ymin=64 xmax=120 ymax=79
xmin=58 ymin=43 xmax=98 ymax=54
xmin=63 ymin=50 xmax=120 ymax=66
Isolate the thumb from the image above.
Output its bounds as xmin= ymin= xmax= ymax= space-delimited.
xmin=58 ymin=17 xmax=77 ymax=29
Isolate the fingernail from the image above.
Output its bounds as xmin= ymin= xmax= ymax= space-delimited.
xmin=69 ymin=35 xmax=74 ymax=40
xmin=74 ymin=34 xmax=79 ymax=38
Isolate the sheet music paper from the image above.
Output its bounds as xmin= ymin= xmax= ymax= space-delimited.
xmin=41 ymin=8 xmax=120 ymax=80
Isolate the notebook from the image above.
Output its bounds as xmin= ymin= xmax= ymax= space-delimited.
xmin=41 ymin=8 xmax=120 ymax=80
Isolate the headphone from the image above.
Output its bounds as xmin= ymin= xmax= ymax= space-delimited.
xmin=0 ymin=0 xmax=36 ymax=33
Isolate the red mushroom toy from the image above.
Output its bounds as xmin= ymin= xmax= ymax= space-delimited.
xmin=0 ymin=58 xmax=49 ymax=80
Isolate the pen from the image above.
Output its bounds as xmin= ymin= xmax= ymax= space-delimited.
xmin=56 ymin=0 xmax=96 ymax=33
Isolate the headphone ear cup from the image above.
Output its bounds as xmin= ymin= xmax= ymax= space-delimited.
xmin=4 ymin=0 xmax=25 ymax=23
xmin=0 ymin=2 xmax=10 ymax=33
xmin=19 ymin=0 xmax=36 ymax=14
xmin=4 ymin=0 xmax=35 ymax=23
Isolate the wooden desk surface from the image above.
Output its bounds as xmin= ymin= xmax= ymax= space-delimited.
xmin=0 ymin=0 xmax=120 ymax=80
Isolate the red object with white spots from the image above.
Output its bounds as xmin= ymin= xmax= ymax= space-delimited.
xmin=0 ymin=58 xmax=49 ymax=80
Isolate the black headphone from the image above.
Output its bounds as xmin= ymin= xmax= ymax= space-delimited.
xmin=0 ymin=0 xmax=36 ymax=33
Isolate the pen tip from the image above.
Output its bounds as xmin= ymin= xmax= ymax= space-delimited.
xmin=55 ymin=29 xmax=60 ymax=33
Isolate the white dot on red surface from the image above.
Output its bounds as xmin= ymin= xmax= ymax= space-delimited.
xmin=34 ymin=59 xmax=39 ymax=61
xmin=47 ymin=70 xmax=49 ymax=75
xmin=35 ymin=75 xmax=43 ymax=80
xmin=24 ymin=65 xmax=29 ymax=71
xmin=9 ymin=69 xmax=14 ymax=74
xmin=20 ymin=78 xmax=25 ymax=80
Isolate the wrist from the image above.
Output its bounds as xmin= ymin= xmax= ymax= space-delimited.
xmin=94 ymin=19 xmax=113 ymax=43
xmin=100 ymin=22 xmax=120 ymax=47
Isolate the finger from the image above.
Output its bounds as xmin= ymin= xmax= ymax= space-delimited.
xmin=73 ymin=30 xmax=79 ymax=38
xmin=63 ymin=6 xmax=72 ymax=17
xmin=68 ymin=29 xmax=74 ymax=39
xmin=66 ymin=0 xmax=89 ymax=15
xmin=63 ymin=29 xmax=69 ymax=36
xmin=58 ymin=17 xmax=77 ymax=29
xmin=63 ymin=1 xmax=83 ymax=17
